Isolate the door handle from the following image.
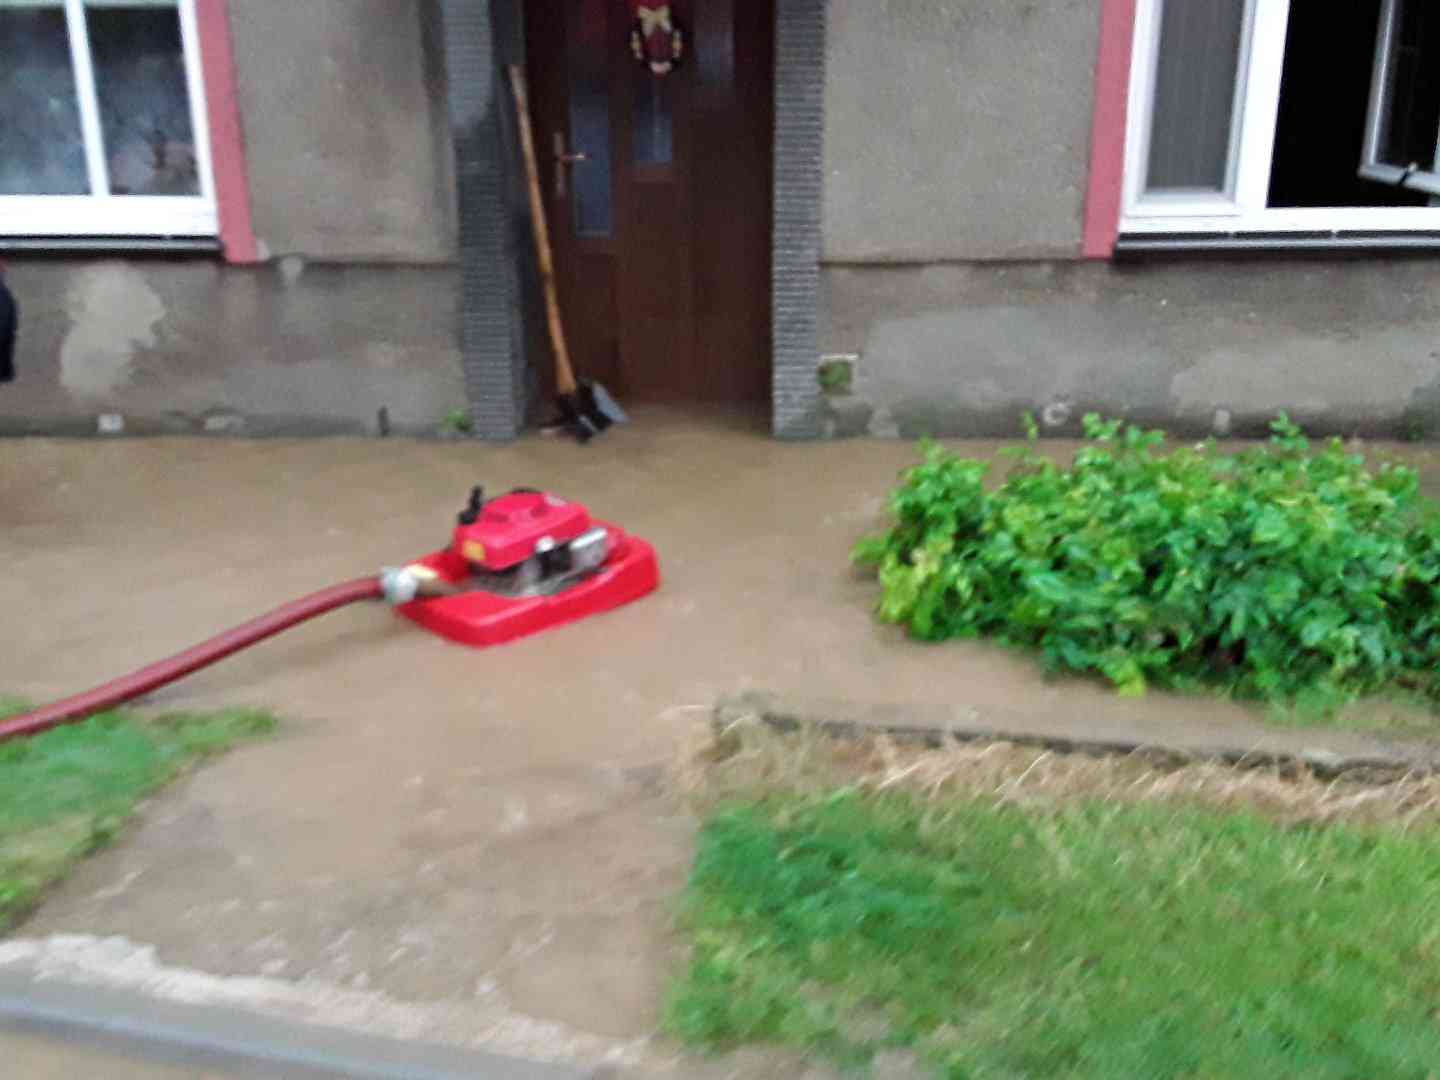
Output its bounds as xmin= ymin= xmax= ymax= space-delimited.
xmin=553 ymin=131 xmax=590 ymax=199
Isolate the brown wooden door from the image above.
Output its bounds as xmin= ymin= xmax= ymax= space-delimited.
xmin=524 ymin=1 xmax=773 ymax=404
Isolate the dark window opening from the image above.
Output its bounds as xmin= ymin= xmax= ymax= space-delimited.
xmin=1268 ymin=0 xmax=1426 ymax=208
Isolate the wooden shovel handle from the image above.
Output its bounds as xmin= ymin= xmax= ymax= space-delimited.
xmin=508 ymin=64 xmax=578 ymax=396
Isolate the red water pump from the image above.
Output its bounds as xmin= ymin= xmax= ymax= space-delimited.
xmin=0 ymin=487 xmax=659 ymax=743
xmin=386 ymin=486 xmax=660 ymax=647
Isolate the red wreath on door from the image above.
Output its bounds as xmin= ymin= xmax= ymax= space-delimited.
xmin=631 ymin=4 xmax=684 ymax=75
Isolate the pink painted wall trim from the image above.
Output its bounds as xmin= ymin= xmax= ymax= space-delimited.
xmin=196 ymin=0 xmax=259 ymax=263
xmin=1082 ymin=0 xmax=1138 ymax=259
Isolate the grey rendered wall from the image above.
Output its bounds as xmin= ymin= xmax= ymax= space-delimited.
xmin=821 ymin=259 xmax=1440 ymax=441
xmin=0 ymin=259 xmax=463 ymax=436
xmin=228 ymin=0 xmax=457 ymax=262
xmin=822 ymin=0 xmax=1099 ymax=262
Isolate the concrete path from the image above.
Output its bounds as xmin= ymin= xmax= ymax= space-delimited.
xmin=0 ymin=965 xmax=582 ymax=1078
xmin=3 ymin=409 xmax=1438 ymax=1074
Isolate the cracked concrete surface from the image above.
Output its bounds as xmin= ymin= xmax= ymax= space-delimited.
xmin=5 ymin=410 xmax=1440 ymax=1075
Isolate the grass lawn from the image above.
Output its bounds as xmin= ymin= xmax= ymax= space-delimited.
xmin=0 ymin=700 xmax=275 ymax=932
xmin=667 ymin=767 xmax=1440 ymax=1077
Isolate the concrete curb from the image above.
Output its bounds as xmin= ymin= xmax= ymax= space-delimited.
xmin=715 ymin=690 xmax=1440 ymax=782
xmin=0 ymin=968 xmax=589 ymax=1080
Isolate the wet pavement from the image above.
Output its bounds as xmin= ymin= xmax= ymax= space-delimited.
xmin=3 ymin=408 xmax=1438 ymax=1074
xmin=0 ymin=966 xmax=586 ymax=1079
xmin=3 ymin=1031 xmax=219 ymax=1080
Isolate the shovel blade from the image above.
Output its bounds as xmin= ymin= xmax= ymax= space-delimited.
xmin=582 ymin=380 xmax=628 ymax=425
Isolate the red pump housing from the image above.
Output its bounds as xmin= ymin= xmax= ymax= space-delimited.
xmin=452 ymin=489 xmax=591 ymax=571
xmin=396 ymin=487 xmax=660 ymax=648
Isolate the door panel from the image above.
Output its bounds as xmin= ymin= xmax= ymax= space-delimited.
xmin=525 ymin=0 xmax=620 ymax=401
xmin=633 ymin=76 xmax=676 ymax=165
xmin=562 ymin=0 xmax=614 ymax=238
xmin=617 ymin=42 xmax=696 ymax=400
xmin=525 ymin=0 xmax=772 ymax=404
xmin=693 ymin=0 xmax=774 ymax=402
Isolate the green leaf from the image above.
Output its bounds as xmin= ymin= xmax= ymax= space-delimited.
xmin=855 ymin=416 xmax=1440 ymax=711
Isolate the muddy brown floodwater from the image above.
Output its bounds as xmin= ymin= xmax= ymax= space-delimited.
xmin=4 ymin=409 xmax=1439 ymax=1073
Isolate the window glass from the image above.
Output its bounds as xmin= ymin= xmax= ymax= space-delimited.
xmin=1145 ymin=0 xmax=1247 ymax=193
xmin=567 ymin=0 xmax=612 ymax=237
xmin=633 ymin=75 xmax=672 ymax=165
xmin=0 ymin=1 xmax=88 ymax=194
xmin=88 ymin=0 xmax=200 ymax=196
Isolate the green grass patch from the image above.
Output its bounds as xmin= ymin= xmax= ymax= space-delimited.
xmin=0 ymin=699 xmax=275 ymax=931
xmin=667 ymin=787 xmax=1440 ymax=1077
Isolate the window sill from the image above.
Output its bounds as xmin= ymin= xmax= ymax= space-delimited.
xmin=0 ymin=236 xmax=221 ymax=255
xmin=1115 ymin=231 xmax=1440 ymax=257
xmin=0 ymin=196 xmax=218 ymax=240
xmin=1122 ymin=205 xmax=1440 ymax=233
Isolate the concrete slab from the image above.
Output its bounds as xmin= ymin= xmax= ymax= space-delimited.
xmin=718 ymin=691 xmax=1440 ymax=780
xmin=2 ymin=409 xmax=1438 ymax=1072
xmin=0 ymin=965 xmax=583 ymax=1079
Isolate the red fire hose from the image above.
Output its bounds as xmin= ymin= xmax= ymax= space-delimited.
xmin=0 ymin=577 xmax=385 ymax=744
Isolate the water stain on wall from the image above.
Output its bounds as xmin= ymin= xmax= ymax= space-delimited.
xmin=60 ymin=263 xmax=166 ymax=399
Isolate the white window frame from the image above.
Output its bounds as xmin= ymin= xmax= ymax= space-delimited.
xmin=1121 ymin=0 xmax=1440 ymax=237
xmin=0 ymin=0 xmax=218 ymax=239
xmin=1359 ymin=0 xmax=1440 ymax=198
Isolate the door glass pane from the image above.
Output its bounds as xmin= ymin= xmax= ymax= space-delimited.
xmin=1380 ymin=0 xmax=1440 ymax=170
xmin=1145 ymin=0 xmax=1248 ymax=193
xmin=567 ymin=0 xmax=612 ymax=237
xmin=0 ymin=0 xmax=88 ymax=194
xmin=87 ymin=0 xmax=200 ymax=196
xmin=634 ymin=76 xmax=673 ymax=165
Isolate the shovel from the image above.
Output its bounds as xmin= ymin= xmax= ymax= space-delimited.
xmin=508 ymin=64 xmax=627 ymax=442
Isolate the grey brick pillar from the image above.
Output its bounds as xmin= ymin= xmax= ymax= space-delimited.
xmin=440 ymin=0 xmax=523 ymax=441
xmin=771 ymin=0 xmax=827 ymax=439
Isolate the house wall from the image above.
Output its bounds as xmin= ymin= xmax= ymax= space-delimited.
xmin=0 ymin=260 xmax=462 ymax=437
xmin=12 ymin=0 xmax=1440 ymax=441
xmin=819 ymin=0 xmax=1440 ymax=440
xmin=0 ymin=0 xmax=467 ymax=437
xmin=229 ymin=0 xmax=457 ymax=263
xmin=822 ymin=258 xmax=1440 ymax=440
xmin=822 ymin=0 xmax=1097 ymax=262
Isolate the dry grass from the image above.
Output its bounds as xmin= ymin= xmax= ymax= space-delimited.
xmin=679 ymin=715 xmax=1440 ymax=832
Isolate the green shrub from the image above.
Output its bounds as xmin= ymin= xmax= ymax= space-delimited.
xmin=438 ymin=408 xmax=474 ymax=436
xmin=853 ymin=415 xmax=1440 ymax=708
